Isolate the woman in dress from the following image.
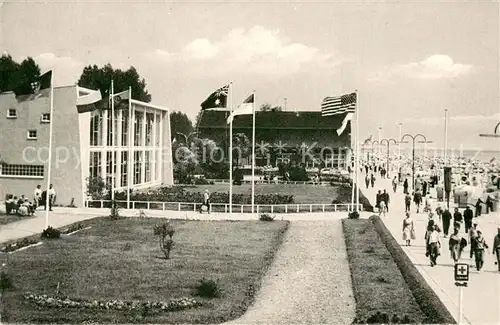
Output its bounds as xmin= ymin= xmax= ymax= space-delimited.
xmin=448 ymin=226 xmax=467 ymax=263
xmin=402 ymin=212 xmax=415 ymax=246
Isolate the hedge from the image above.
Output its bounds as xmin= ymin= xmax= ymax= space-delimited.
xmin=369 ymin=215 xmax=456 ymax=324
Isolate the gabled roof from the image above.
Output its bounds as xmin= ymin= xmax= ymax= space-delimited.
xmin=197 ymin=110 xmax=350 ymax=130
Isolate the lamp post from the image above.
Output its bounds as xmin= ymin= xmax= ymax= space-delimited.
xmin=380 ymin=138 xmax=398 ymax=178
xmin=400 ymin=133 xmax=432 ymax=190
xmin=398 ymin=123 xmax=403 ymax=181
xmin=176 ymin=132 xmax=197 ymax=146
xmin=377 ymin=127 xmax=382 ymax=162
xmin=479 ymin=121 xmax=500 ymax=138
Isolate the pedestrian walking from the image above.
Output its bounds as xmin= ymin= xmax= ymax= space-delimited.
xmin=402 ymin=212 xmax=416 ymax=246
xmin=375 ymin=190 xmax=382 ymax=211
xmin=413 ymin=189 xmax=423 ymax=213
xmin=468 ymin=221 xmax=479 ymax=266
xmin=370 ymin=173 xmax=376 ymax=188
xmin=441 ymin=209 xmax=452 ymax=237
xmin=475 ymin=198 xmax=483 ymax=217
xmin=403 ymin=178 xmax=409 ymax=194
xmin=405 ymin=192 xmax=412 ymax=213
xmin=453 ymin=208 xmax=463 ymax=231
xmin=382 ymin=189 xmax=390 ymax=213
xmin=47 ymin=184 xmax=56 ymax=211
xmin=365 ymin=174 xmax=370 ymax=189
xmin=464 ymin=205 xmax=474 ymax=233
xmin=472 ymin=229 xmax=489 ymax=273
xmin=200 ymin=190 xmax=211 ymax=214
xmin=426 ymin=223 xmax=441 ymax=267
xmin=379 ymin=200 xmax=387 ymax=217
xmin=392 ymin=176 xmax=398 ymax=193
xmin=422 ymin=180 xmax=428 ymax=196
xmin=492 ymin=227 xmax=500 ymax=273
xmin=435 ymin=204 xmax=443 ymax=222
xmin=449 ymin=226 xmax=467 ymax=263
xmin=33 ymin=184 xmax=42 ymax=210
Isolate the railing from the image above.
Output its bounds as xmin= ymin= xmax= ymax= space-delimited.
xmin=192 ymin=179 xmax=350 ymax=186
xmin=84 ymin=200 xmax=364 ymax=213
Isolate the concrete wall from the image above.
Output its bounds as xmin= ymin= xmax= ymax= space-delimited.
xmin=0 ymin=86 xmax=84 ymax=206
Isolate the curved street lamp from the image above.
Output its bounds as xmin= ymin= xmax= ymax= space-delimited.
xmin=400 ymin=133 xmax=432 ymax=190
xmin=176 ymin=132 xmax=197 ymax=145
xmin=380 ymin=138 xmax=398 ymax=178
xmin=479 ymin=121 xmax=500 ymax=138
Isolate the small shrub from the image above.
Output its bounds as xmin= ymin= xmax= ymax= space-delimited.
xmin=348 ymin=211 xmax=360 ymax=219
xmin=194 ymin=279 xmax=221 ymax=298
xmin=154 ymin=222 xmax=175 ymax=259
xmin=0 ymin=271 xmax=14 ymax=293
xmin=41 ymin=226 xmax=61 ymax=239
xmin=366 ymin=311 xmax=389 ymax=323
xmin=259 ymin=213 xmax=275 ymax=221
xmin=363 ymin=246 xmax=375 ymax=254
xmin=122 ymin=243 xmax=133 ymax=251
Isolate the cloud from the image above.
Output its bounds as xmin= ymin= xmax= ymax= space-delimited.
xmin=144 ymin=26 xmax=339 ymax=76
xmin=32 ymin=53 xmax=84 ymax=87
xmin=367 ymin=55 xmax=472 ymax=83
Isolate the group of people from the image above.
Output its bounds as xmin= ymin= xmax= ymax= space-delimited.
xmin=375 ymin=189 xmax=390 ymax=217
xmin=4 ymin=184 xmax=56 ymax=216
xmin=401 ymin=207 xmax=500 ymax=273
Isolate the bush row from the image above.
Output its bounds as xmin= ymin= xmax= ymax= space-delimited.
xmin=369 ymin=215 xmax=456 ymax=324
xmin=115 ymin=187 xmax=294 ymax=205
xmin=23 ymin=293 xmax=202 ymax=312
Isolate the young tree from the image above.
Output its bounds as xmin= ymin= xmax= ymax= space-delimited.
xmin=77 ymin=64 xmax=152 ymax=102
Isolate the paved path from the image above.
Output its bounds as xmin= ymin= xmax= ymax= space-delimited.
xmin=362 ymin=172 xmax=500 ymax=325
xmin=0 ymin=206 xmax=371 ymax=244
xmin=225 ymin=220 xmax=355 ymax=324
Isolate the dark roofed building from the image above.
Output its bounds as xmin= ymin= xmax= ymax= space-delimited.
xmin=197 ymin=110 xmax=352 ymax=169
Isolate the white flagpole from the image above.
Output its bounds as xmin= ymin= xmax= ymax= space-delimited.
xmin=444 ymin=109 xmax=448 ymax=166
xmin=111 ymin=80 xmax=115 ymax=202
xmin=229 ymin=82 xmax=233 ymax=216
xmin=127 ymin=86 xmax=132 ymax=209
xmin=251 ymin=90 xmax=256 ymax=214
xmin=355 ymin=90 xmax=360 ymax=212
xmin=45 ymin=70 xmax=54 ymax=228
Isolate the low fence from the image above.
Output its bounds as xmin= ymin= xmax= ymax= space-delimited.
xmin=85 ymin=200 xmax=363 ymax=213
xmin=190 ymin=179 xmax=351 ymax=186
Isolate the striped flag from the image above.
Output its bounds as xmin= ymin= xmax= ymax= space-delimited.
xmin=321 ymin=92 xmax=356 ymax=116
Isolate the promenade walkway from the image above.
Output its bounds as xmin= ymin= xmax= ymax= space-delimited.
xmin=362 ymin=172 xmax=500 ymax=325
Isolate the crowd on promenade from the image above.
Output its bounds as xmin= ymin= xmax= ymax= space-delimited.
xmin=361 ymin=158 xmax=500 ymax=274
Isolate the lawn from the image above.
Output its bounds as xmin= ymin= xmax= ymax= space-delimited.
xmin=0 ymin=217 xmax=289 ymax=324
xmin=342 ymin=219 xmax=426 ymax=324
xmin=184 ymin=183 xmax=360 ymax=204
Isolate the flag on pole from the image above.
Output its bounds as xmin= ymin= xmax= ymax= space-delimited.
xmin=112 ymin=89 xmax=130 ymax=110
xmin=337 ymin=112 xmax=353 ymax=136
xmin=227 ymin=93 xmax=254 ymax=123
xmin=201 ymin=85 xmax=229 ymax=110
xmin=16 ymin=70 xmax=52 ymax=101
xmin=76 ymin=90 xmax=103 ymax=113
xmin=321 ymin=92 xmax=356 ymax=116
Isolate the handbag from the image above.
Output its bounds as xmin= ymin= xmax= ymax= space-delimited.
xmin=410 ymin=228 xmax=416 ymax=240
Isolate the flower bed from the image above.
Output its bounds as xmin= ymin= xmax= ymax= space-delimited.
xmin=61 ymin=223 xmax=88 ymax=235
xmin=23 ymin=293 xmax=202 ymax=312
xmin=1 ymin=238 xmax=40 ymax=253
xmin=114 ymin=186 xmax=294 ymax=205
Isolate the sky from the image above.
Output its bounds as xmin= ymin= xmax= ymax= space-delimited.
xmin=1 ymin=0 xmax=499 ymax=151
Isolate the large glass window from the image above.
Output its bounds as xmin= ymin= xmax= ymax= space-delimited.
xmin=121 ymin=111 xmax=129 ymax=146
xmin=134 ymin=111 xmax=143 ymax=146
xmin=145 ymin=113 xmax=154 ymax=146
xmin=106 ymin=151 xmax=116 ymax=188
xmin=90 ymin=112 xmax=103 ymax=146
xmin=145 ymin=151 xmax=151 ymax=182
xmin=89 ymin=152 xmax=102 ymax=179
xmin=121 ymin=151 xmax=128 ymax=187
xmin=134 ymin=151 xmax=142 ymax=184
xmin=107 ymin=111 xmax=119 ymax=146
xmin=155 ymin=113 xmax=161 ymax=147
